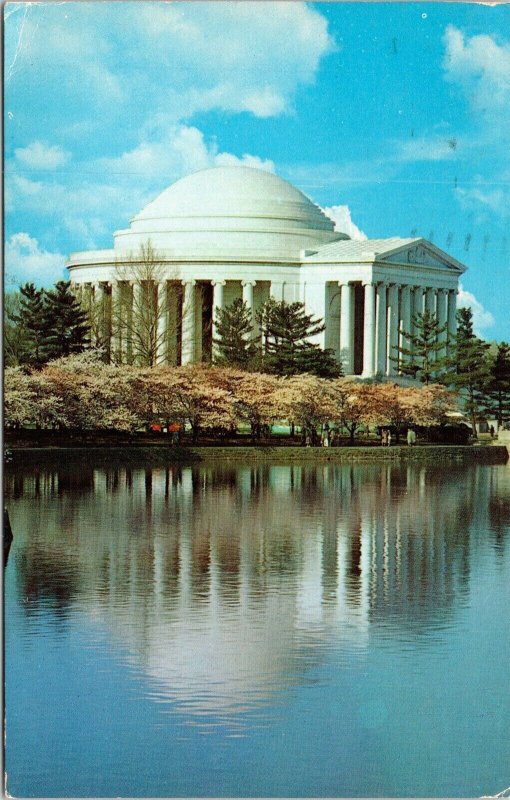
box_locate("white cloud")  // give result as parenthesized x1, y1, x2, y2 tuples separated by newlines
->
(442, 26, 510, 220)
(6, 124, 276, 251)
(457, 283, 495, 335)
(15, 141, 70, 170)
(5, 6, 124, 106)
(454, 183, 510, 219)
(5, 233, 67, 286)
(322, 205, 367, 240)
(6, 3, 335, 124)
(96, 126, 211, 181)
(443, 26, 510, 116)
(134, 2, 336, 117)
(396, 134, 461, 163)
(96, 125, 275, 182)
(213, 153, 275, 172)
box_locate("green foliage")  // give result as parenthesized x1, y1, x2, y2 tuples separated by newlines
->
(488, 342, 510, 426)
(392, 310, 448, 384)
(213, 298, 258, 369)
(6, 281, 90, 367)
(442, 307, 491, 433)
(8, 283, 48, 367)
(256, 298, 341, 377)
(42, 281, 90, 361)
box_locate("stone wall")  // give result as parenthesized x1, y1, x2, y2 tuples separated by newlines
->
(7, 444, 508, 469)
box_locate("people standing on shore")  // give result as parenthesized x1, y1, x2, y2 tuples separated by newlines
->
(407, 429, 416, 446)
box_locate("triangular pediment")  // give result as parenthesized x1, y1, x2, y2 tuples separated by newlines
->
(378, 240, 466, 273)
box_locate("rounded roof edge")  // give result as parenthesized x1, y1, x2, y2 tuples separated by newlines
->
(131, 165, 336, 233)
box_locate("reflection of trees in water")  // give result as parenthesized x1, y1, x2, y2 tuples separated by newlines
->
(486, 465, 510, 558)
(6, 461, 508, 636)
(7, 459, 509, 721)
(16, 546, 81, 617)
(5, 466, 95, 500)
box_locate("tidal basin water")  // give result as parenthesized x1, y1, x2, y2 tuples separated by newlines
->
(5, 456, 510, 798)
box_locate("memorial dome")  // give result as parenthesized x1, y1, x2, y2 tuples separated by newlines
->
(114, 166, 346, 261)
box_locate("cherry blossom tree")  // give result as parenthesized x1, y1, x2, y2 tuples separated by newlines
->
(329, 380, 378, 443)
(274, 374, 337, 444)
(205, 367, 282, 439)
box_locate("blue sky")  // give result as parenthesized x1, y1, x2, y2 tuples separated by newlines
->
(4, 1, 510, 339)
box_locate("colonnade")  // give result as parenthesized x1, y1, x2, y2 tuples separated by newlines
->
(336, 281, 457, 377)
(73, 278, 263, 367)
(73, 278, 457, 376)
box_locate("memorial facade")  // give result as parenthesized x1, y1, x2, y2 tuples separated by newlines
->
(66, 165, 465, 377)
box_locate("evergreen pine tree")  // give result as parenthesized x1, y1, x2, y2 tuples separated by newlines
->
(43, 281, 90, 360)
(9, 283, 48, 367)
(256, 298, 341, 377)
(488, 342, 510, 428)
(443, 307, 491, 433)
(213, 298, 258, 369)
(392, 310, 448, 384)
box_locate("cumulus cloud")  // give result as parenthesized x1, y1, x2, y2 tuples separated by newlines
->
(5, 5, 124, 106)
(5, 3, 334, 251)
(454, 182, 510, 219)
(443, 25, 510, 117)
(442, 26, 510, 220)
(6, 124, 276, 251)
(457, 283, 495, 335)
(5, 2, 335, 127)
(15, 141, 70, 170)
(322, 205, 367, 240)
(213, 153, 275, 172)
(134, 2, 336, 117)
(5, 233, 67, 286)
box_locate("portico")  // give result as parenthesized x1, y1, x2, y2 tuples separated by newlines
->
(67, 166, 465, 377)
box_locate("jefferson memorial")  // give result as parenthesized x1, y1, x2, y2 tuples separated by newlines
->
(67, 166, 465, 377)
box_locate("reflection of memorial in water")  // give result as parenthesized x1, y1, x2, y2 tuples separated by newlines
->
(487, 463, 510, 555)
(5, 460, 508, 723)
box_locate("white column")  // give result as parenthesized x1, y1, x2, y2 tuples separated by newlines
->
(242, 280, 256, 334)
(375, 282, 387, 376)
(447, 289, 457, 354)
(94, 282, 106, 350)
(339, 282, 353, 375)
(425, 287, 436, 316)
(111, 281, 122, 363)
(399, 284, 412, 366)
(412, 285, 424, 322)
(387, 283, 400, 376)
(362, 282, 376, 378)
(211, 280, 226, 354)
(156, 281, 168, 365)
(181, 280, 196, 364)
(436, 288, 448, 360)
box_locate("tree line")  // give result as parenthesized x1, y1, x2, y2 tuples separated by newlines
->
(5, 353, 458, 444)
(5, 277, 510, 434)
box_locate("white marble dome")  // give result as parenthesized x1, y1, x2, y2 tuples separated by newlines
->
(113, 166, 346, 261)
